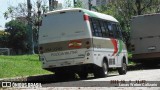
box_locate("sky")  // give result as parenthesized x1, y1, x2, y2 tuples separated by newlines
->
(0, 0, 63, 30)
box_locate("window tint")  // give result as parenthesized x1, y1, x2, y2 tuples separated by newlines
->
(89, 17, 123, 40)
(107, 22, 114, 38)
(116, 24, 123, 40)
(90, 18, 102, 37)
(100, 21, 109, 37)
(112, 23, 118, 38)
(90, 18, 95, 36)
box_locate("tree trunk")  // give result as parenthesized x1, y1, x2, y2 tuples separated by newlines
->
(136, 0, 142, 15)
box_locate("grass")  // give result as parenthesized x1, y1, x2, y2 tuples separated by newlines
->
(128, 60, 136, 66)
(0, 55, 51, 79)
(128, 52, 137, 66)
(0, 54, 136, 79)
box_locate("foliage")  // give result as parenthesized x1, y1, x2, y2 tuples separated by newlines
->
(0, 55, 51, 78)
(65, 0, 73, 8)
(65, 0, 83, 8)
(5, 19, 28, 54)
(93, 0, 160, 49)
(3, 0, 48, 54)
(4, 0, 48, 28)
(0, 31, 10, 47)
(4, 0, 48, 19)
(4, 0, 160, 53)
(74, 0, 83, 8)
(4, 3, 27, 20)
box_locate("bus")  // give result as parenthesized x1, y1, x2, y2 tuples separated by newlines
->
(131, 14, 160, 65)
(38, 8, 128, 79)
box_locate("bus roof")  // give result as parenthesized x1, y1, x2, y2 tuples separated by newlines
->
(45, 8, 118, 22)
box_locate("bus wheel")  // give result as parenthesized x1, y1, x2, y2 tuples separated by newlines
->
(78, 72, 88, 79)
(118, 62, 127, 75)
(94, 61, 108, 78)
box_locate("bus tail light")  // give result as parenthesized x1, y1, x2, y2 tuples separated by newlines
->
(84, 14, 89, 21)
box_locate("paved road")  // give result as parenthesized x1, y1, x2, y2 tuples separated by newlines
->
(42, 64, 160, 88)
(1, 64, 159, 90)
(86, 68, 160, 81)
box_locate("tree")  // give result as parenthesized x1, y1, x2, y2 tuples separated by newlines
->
(93, 0, 160, 49)
(65, 0, 73, 8)
(74, 0, 83, 8)
(114, 0, 160, 48)
(4, 0, 48, 54)
(4, 3, 28, 20)
(133, 0, 159, 15)
(0, 31, 9, 48)
(5, 19, 28, 54)
(4, 0, 48, 19)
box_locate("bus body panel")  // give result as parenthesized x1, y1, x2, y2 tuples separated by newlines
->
(131, 14, 160, 62)
(39, 10, 91, 44)
(39, 8, 128, 73)
(92, 37, 128, 67)
(39, 37, 128, 68)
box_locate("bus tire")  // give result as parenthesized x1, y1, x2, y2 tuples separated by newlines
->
(118, 62, 127, 75)
(94, 61, 108, 78)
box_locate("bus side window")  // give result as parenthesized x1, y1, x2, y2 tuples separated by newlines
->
(90, 18, 95, 36)
(92, 19, 99, 37)
(90, 18, 102, 37)
(99, 21, 109, 38)
(107, 22, 114, 38)
(96, 20, 102, 37)
(116, 24, 123, 40)
(112, 23, 124, 40)
(112, 23, 119, 39)
(100, 21, 109, 38)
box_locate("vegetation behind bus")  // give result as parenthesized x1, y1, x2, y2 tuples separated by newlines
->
(93, 0, 160, 50)
(1, 0, 160, 54)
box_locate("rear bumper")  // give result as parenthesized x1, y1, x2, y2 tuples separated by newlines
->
(39, 50, 94, 68)
(43, 63, 97, 73)
(132, 52, 160, 63)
